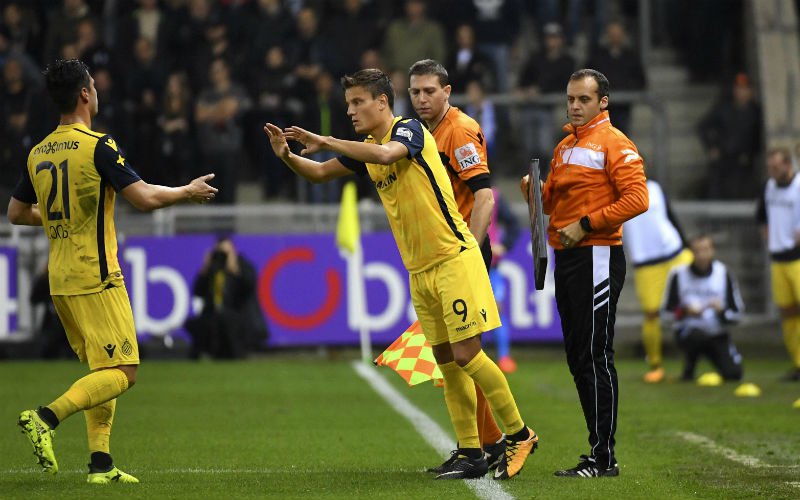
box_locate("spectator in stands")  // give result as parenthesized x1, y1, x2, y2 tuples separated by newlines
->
(516, 22, 575, 174)
(195, 58, 251, 204)
(389, 69, 413, 119)
(91, 66, 129, 143)
(445, 23, 496, 94)
(116, 0, 169, 68)
(157, 71, 196, 186)
(564, 0, 607, 49)
(382, 0, 446, 74)
(44, 0, 92, 64)
(290, 7, 335, 102)
(359, 48, 384, 72)
(0, 57, 41, 201)
(1, 2, 41, 58)
(127, 36, 165, 182)
(248, 45, 300, 199)
(465, 79, 497, 159)
(185, 235, 269, 359)
(585, 20, 645, 135)
(75, 18, 113, 75)
(698, 73, 762, 199)
(471, 0, 520, 93)
(0, 26, 43, 93)
(299, 71, 352, 203)
(175, 0, 217, 92)
(243, 0, 295, 67)
(327, 0, 381, 77)
(662, 235, 745, 382)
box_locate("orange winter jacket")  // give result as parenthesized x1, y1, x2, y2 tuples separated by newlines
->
(542, 111, 648, 249)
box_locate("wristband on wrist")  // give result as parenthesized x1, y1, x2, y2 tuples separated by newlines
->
(580, 215, 593, 233)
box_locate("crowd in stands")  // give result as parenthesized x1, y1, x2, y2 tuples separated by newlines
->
(0, 0, 757, 205)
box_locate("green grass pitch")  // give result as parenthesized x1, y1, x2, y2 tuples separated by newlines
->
(1, 350, 798, 499)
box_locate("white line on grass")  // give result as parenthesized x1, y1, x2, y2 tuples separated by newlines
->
(677, 431, 800, 469)
(352, 361, 515, 500)
(676, 431, 766, 467)
(677, 432, 800, 492)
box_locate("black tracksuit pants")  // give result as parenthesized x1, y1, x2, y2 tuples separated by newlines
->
(555, 245, 626, 469)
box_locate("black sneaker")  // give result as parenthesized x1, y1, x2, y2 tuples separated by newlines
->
(484, 439, 506, 471)
(435, 454, 489, 480)
(427, 450, 458, 474)
(554, 455, 619, 478)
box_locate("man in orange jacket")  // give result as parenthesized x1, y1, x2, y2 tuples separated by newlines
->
(521, 69, 648, 478)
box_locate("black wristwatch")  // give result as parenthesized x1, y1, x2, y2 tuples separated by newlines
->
(580, 216, 593, 233)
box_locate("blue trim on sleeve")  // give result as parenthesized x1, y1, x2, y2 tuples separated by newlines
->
(11, 169, 37, 204)
(337, 155, 368, 177)
(94, 135, 141, 192)
(391, 119, 425, 159)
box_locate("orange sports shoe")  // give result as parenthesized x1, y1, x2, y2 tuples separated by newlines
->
(643, 366, 664, 384)
(494, 427, 539, 480)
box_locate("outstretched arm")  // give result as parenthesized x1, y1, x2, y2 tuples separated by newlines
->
(121, 174, 218, 212)
(284, 125, 408, 165)
(264, 123, 354, 183)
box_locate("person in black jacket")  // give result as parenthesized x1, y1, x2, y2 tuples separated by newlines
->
(185, 235, 269, 359)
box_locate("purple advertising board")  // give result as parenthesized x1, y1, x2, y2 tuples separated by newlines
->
(0, 246, 18, 337)
(117, 231, 561, 347)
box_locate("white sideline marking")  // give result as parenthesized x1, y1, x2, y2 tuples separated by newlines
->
(787, 481, 800, 488)
(352, 361, 515, 500)
(676, 431, 766, 467)
(677, 431, 800, 469)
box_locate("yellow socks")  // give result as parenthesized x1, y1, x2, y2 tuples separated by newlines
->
(642, 315, 662, 368)
(784, 317, 800, 368)
(439, 361, 480, 449)
(47, 368, 129, 422)
(463, 350, 524, 436)
(476, 385, 503, 446)
(85, 399, 116, 454)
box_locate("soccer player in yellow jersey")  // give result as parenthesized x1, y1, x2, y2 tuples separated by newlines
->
(7, 59, 217, 483)
(407, 59, 511, 472)
(264, 68, 537, 480)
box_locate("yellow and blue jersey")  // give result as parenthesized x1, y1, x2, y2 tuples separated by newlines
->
(338, 117, 476, 273)
(13, 123, 141, 295)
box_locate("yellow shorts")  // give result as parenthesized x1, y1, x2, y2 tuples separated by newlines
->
(410, 246, 501, 346)
(52, 284, 140, 370)
(771, 259, 800, 308)
(634, 248, 693, 312)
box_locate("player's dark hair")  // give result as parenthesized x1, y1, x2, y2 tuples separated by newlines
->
(341, 69, 394, 109)
(44, 59, 91, 114)
(569, 68, 610, 101)
(408, 59, 449, 87)
(767, 146, 791, 164)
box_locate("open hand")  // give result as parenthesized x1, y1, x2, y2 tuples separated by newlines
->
(187, 173, 218, 203)
(284, 126, 326, 156)
(264, 123, 290, 160)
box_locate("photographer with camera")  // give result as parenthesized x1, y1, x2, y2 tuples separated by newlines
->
(185, 235, 268, 359)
